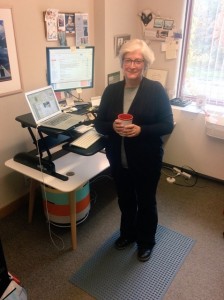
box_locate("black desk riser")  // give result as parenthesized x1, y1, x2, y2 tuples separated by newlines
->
(15, 113, 106, 180)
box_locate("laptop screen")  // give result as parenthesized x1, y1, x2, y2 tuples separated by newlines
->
(25, 86, 61, 124)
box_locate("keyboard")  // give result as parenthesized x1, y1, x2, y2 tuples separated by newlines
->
(44, 113, 71, 126)
(170, 98, 192, 107)
(70, 129, 102, 149)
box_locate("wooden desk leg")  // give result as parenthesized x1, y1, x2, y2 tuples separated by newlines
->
(69, 191, 77, 250)
(28, 179, 40, 223)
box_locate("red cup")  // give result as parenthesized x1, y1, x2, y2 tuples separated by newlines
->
(118, 113, 133, 125)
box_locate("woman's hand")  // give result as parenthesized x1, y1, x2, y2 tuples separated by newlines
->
(113, 119, 141, 137)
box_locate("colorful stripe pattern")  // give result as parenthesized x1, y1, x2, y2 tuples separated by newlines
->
(41, 182, 90, 225)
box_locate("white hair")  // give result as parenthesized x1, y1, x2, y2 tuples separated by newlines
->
(119, 39, 155, 71)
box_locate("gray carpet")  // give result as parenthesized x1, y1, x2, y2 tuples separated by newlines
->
(70, 225, 195, 300)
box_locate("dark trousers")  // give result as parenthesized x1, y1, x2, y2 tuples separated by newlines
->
(112, 166, 161, 249)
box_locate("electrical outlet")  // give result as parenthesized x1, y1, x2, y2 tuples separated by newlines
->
(173, 167, 181, 174)
(181, 172, 191, 179)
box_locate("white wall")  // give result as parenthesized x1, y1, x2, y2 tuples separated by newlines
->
(94, 0, 138, 95)
(94, 0, 106, 95)
(164, 108, 224, 180)
(104, 0, 138, 86)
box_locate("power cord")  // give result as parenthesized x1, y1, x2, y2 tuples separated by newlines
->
(35, 127, 65, 251)
(65, 90, 85, 102)
(162, 164, 198, 187)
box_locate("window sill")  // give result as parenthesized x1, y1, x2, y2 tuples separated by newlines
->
(171, 103, 224, 115)
(171, 103, 224, 140)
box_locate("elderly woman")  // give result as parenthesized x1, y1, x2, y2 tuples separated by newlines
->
(95, 39, 174, 262)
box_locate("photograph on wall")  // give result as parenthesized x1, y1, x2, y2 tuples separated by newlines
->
(153, 18, 164, 29)
(156, 29, 169, 39)
(163, 19, 174, 30)
(108, 71, 120, 85)
(57, 13, 67, 46)
(58, 13, 65, 31)
(75, 13, 89, 46)
(0, 20, 11, 82)
(144, 28, 170, 41)
(114, 34, 131, 57)
(65, 13, 75, 34)
(0, 8, 22, 97)
(45, 9, 58, 41)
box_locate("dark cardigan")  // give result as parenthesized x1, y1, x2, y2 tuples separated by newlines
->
(95, 77, 174, 174)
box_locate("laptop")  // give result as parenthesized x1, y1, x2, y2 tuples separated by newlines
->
(25, 86, 84, 130)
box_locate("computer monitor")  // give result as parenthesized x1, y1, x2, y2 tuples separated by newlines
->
(46, 46, 94, 92)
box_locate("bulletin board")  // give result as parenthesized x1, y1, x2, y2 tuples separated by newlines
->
(138, 9, 182, 60)
(139, 10, 175, 42)
(44, 9, 89, 47)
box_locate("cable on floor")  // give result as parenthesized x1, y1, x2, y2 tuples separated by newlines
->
(162, 164, 199, 187)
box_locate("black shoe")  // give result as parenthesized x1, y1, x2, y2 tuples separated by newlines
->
(137, 248, 152, 262)
(115, 237, 135, 250)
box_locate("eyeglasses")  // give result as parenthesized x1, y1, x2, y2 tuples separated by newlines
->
(123, 58, 144, 66)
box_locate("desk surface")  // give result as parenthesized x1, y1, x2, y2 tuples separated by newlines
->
(5, 151, 109, 193)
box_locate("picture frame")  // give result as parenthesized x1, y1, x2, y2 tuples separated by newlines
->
(75, 13, 89, 46)
(154, 18, 164, 29)
(65, 13, 75, 34)
(0, 8, 22, 97)
(107, 71, 120, 85)
(44, 9, 58, 41)
(163, 19, 174, 30)
(114, 34, 131, 57)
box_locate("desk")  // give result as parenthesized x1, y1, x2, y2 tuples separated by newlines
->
(5, 151, 109, 250)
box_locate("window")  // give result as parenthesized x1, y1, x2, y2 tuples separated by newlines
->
(178, 0, 224, 106)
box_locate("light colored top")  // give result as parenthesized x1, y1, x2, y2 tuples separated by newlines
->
(121, 86, 138, 168)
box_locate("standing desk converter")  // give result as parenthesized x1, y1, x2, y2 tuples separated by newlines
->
(5, 113, 109, 250)
(15, 113, 106, 158)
